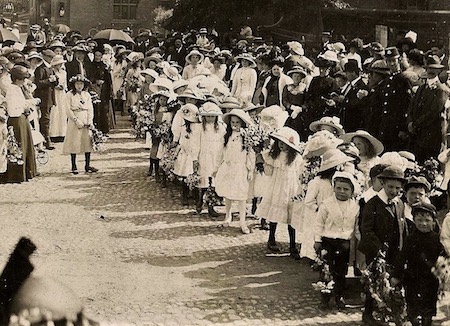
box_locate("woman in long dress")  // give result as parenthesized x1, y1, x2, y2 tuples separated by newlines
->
(48, 55, 68, 140)
(231, 54, 257, 107)
(5, 66, 39, 183)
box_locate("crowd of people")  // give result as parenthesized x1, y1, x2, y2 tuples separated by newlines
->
(2, 21, 450, 325)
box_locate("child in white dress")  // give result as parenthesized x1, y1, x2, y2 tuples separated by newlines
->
(215, 109, 255, 234)
(197, 102, 226, 216)
(172, 103, 202, 206)
(256, 127, 304, 259)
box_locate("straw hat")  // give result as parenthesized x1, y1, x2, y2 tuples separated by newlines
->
(303, 130, 343, 159)
(143, 54, 162, 66)
(68, 74, 91, 87)
(242, 103, 264, 114)
(259, 105, 289, 131)
(48, 40, 66, 50)
(185, 50, 204, 64)
(270, 126, 303, 153)
(317, 50, 340, 63)
(287, 41, 304, 56)
(179, 104, 200, 122)
(177, 88, 206, 102)
(309, 116, 344, 136)
(163, 65, 181, 81)
(50, 54, 66, 66)
(140, 68, 159, 79)
(338, 142, 361, 164)
(286, 66, 307, 77)
(318, 148, 354, 173)
(380, 152, 407, 172)
(26, 51, 43, 61)
(235, 53, 256, 68)
(340, 130, 384, 156)
(149, 77, 173, 93)
(222, 109, 253, 126)
(172, 79, 189, 92)
(332, 171, 358, 192)
(72, 45, 88, 53)
(219, 96, 241, 110)
(199, 102, 222, 116)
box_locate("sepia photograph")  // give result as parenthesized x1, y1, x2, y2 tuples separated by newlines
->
(1, 0, 450, 325)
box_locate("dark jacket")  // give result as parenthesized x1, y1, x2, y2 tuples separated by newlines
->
(65, 59, 93, 84)
(340, 77, 369, 132)
(33, 64, 57, 109)
(305, 75, 339, 128)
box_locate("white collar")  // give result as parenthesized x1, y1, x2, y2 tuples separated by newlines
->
(377, 189, 398, 205)
(351, 76, 362, 86)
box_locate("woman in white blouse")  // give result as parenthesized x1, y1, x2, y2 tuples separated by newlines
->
(231, 53, 257, 106)
(5, 66, 40, 183)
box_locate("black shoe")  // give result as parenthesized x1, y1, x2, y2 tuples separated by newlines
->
(336, 296, 346, 310)
(208, 206, 219, 217)
(45, 143, 55, 150)
(71, 169, 79, 175)
(362, 311, 388, 325)
(267, 242, 281, 253)
(85, 166, 99, 173)
(290, 248, 301, 260)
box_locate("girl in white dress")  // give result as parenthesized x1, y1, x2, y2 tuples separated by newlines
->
(49, 55, 68, 139)
(196, 102, 226, 216)
(214, 109, 255, 234)
(256, 127, 304, 259)
(62, 75, 97, 174)
(172, 103, 202, 206)
(231, 53, 257, 107)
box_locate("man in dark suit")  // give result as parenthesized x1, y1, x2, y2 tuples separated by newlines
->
(378, 47, 413, 151)
(359, 166, 408, 325)
(34, 49, 58, 149)
(170, 36, 187, 67)
(339, 59, 369, 132)
(65, 45, 92, 83)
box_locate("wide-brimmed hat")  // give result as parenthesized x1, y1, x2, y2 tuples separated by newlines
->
(332, 171, 358, 192)
(179, 103, 200, 122)
(318, 148, 354, 173)
(329, 42, 346, 54)
(50, 54, 66, 66)
(405, 176, 431, 192)
(199, 102, 222, 116)
(177, 88, 205, 102)
(235, 53, 256, 68)
(337, 142, 361, 164)
(26, 51, 43, 61)
(411, 201, 436, 217)
(41, 49, 56, 59)
(48, 40, 66, 50)
(222, 108, 253, 126)
(303, 130, 343, 159)
(242, 103, 264, 114)
(162, 65, 181, 81)
(143, 54, 163, 66)
(379, 152, 407, 172)
(68, 74, 91, 88)
(259, 105, 289, 131)
(310, 116, 344, 136)
(366, 42, 385, 54)
(140, 68, 159, 79)
(368, 60, 391, 75)
(185, 50, 204, 64)
(287, 66, 307, 77)
(340, 130, 384, 156)
(116, 46, 132, 57)
(270, 126, 303, 153)
(398, 151, 418, 170)
(149, 77, 173, 93)
(172, 79, 189, 91)
(128, 51, 144, 64)
(317, 50, 340, 63)
(199, 27, 208, 34)
(10, 65, 31, 80)
(72, 45, 88, 53)
(287, 41, 304, 56)
(385, 47, 400, 59)
(376, 165, 406, 182)
(30, 24, 41, 31)
(219, 96, 241, 110)
(425, 55, 445, 69)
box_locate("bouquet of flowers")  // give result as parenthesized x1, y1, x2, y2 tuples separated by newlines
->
(312, 249, 335, 295)
(418, 158, 444, 196)
(361, 245, 407, 325)
(240, 124, 271, 153)
(128, 76, 141, 93)
(89, 91, 101, 104)
(160, 147, 178, 181)
(291, 155, 321, 202)
(185, 172, 200, 191)
(204, 177, 222, 207)
(149, 121, 172, 145)
(6, 126, 23, 165)
(432, 256, 450, 299)
(89, 125, 107, 152)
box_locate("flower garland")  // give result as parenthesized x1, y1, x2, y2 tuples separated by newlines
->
(431, 256, 450, 299)
(240, 125, 271, 153)
(160, 146, 177, 181)
(312, 249, 335, 295)
(89, 125, 107, 152)
(6, 126, 23, 165)
(361, 246, 407, 325)
(132, 95, 155, 138)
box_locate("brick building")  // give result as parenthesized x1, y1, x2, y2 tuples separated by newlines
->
(28, 0, 171, 36)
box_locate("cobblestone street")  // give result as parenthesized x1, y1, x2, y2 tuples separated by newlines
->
(1, 116, 449, 326)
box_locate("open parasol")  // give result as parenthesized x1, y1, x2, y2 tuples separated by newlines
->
(93, 29, 135, 44)
(53, 23, 71, 34)
(0, 28, 20, 43)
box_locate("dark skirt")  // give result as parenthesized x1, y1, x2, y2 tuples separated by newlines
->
(6, 115, 37, 183)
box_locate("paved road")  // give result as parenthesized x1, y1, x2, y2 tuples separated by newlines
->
(0, 116, 449, 325)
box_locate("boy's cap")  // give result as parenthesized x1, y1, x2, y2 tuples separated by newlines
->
(411, 201, 436, 217)
(404, 176, 431, 192)
(377, 165, 406, 182)
(369, 164, 389, 180)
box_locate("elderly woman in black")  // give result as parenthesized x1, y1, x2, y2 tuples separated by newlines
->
(5, 65, 40, 183)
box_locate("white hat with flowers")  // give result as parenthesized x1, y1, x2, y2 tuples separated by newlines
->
(270, 126, 303, 153)
(309, 116, 344, 136)
(179, 103, 200, 122)
(259, 105, 289, 131)
(199, 102, 222, 116)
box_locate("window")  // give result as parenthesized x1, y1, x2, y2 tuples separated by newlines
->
(113, 0, 138, 20)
